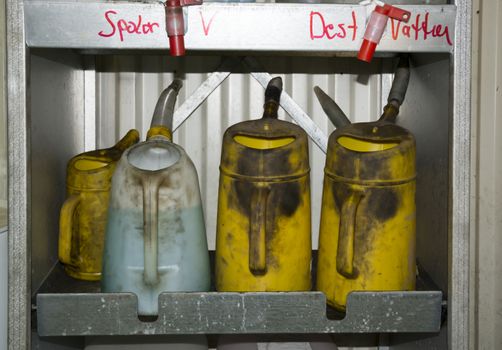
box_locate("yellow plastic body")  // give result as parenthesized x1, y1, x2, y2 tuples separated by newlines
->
(317, 122, 416, 311)
(216, 118, 311, 292)
(59, 129, 139, 280)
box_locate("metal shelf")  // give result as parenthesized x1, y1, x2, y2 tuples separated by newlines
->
(36, 263, 442, 336)
(25, 1, 455, 53)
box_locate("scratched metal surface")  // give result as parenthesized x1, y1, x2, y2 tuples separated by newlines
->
(93, 55, 388, 249)
(37, 291, 442, 336)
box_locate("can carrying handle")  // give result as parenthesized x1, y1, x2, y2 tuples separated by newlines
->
(142, 179, 160, 285)
(249, 185, 270, 275)
(113, 129, 141, 152)
(59, 194, 81, 265)
(336, 190, 364, 278)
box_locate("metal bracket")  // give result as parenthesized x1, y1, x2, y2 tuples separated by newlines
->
(173, 56, 328, 153)
(173, 57, 239, 131)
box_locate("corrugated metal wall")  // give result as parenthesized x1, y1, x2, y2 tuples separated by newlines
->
(94, 55, 386, 250)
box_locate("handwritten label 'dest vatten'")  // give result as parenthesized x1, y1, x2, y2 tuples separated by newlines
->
(309, 10, 452, 46)
(98, 10, 160, 42)
(390, 13, 452, 45)
(310, 11, 358, 41)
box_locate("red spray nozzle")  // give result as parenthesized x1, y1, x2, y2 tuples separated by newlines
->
(357, 3, 411, 63)
(165, 0, 202, 56)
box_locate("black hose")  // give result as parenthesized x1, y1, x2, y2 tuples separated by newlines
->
(314, 86, 351, 128)
(380, 55, 410, 123)
(387, 55, 410, 107)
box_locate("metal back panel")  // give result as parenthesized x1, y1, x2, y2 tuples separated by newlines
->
(398, 54, 450, 296)
(29, 50, 85, 294)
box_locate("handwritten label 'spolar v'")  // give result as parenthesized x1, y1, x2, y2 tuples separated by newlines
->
(200, 11, 218, 36)
(98, 10, 160, 42)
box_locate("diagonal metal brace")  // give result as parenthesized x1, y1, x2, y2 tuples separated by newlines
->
(244, 57, 328, 154)
(173, 57, 241, 131)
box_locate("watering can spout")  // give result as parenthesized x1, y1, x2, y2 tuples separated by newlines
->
(380, 55, 410, 123)
(314, 86, 351, 128)
(150, 79, 183, 134)
(262, 77, 283, 119)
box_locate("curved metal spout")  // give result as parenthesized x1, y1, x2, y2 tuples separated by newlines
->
(150, 79, 183, 131)
(314, 86, 351, 128)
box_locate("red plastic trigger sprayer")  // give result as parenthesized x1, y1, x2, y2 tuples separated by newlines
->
(358, 3, 411, 63)
(165, 0, 202, 56)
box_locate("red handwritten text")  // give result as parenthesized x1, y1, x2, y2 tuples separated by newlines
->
(390, 12, 452, 46)
(200, 11, 218, 36)
(98, 10, 160, 42)
(310, 11, 358, 41)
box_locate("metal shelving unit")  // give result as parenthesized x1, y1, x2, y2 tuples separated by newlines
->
(6, 0, 471, 349)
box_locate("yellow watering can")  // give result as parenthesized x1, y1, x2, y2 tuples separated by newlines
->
(59, 129, 140, 280)
(315, 56, 416, 311)
(216, 77, 311, 292)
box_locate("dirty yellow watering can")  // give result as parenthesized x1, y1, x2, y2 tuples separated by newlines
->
(59, 129, 140, 281)
(315, 56, 416, 311)
(216, 77, 311, 292)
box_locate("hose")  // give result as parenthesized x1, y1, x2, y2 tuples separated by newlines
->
(380, 55, 410, 123)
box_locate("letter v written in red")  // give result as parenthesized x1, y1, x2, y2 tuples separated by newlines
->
(200, 11, 218, 36)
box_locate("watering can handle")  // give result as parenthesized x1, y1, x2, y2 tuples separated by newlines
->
(249, 185, 270, 275)
(114, 129, 141, 152)
(336, 190, 364, 279)
(142, 179, 160, 286)
(59, 194, 81, 265)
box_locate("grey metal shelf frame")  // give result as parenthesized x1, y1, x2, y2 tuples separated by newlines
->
(24, 2, 456, 53)
(6, 0, 472, 349)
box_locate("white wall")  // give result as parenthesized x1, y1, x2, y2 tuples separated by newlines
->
(471, 0, 502, 349)
(0, 228, 6, 350)
(0, 0, 5, 211)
